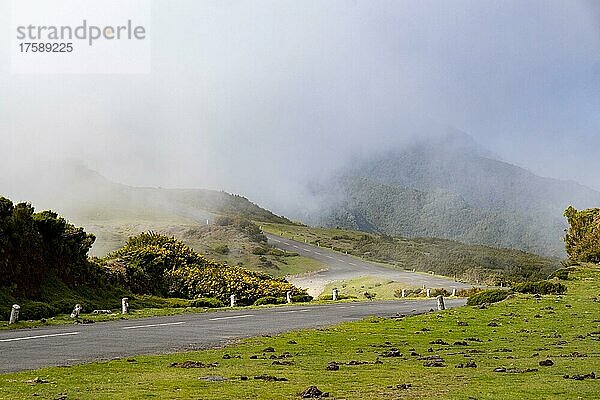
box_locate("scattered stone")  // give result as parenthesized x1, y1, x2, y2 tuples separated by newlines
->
(347, 360, 369, 365)
(563, 372, 596, 381)
(429, 339, 449, 345)
(494, 367, 538, 373)
(249, 355, 259, 359)
(381, 349, 402, 357)
(388, 383, 412, 390)
(410, 351, 420, 357)
(539, 359, 554, 366)
(26, 377, 49, 384)
(54, 394, 67, 400)
(355, 348, 363, 353)
(273, 360, 294, 366)
(453, 341, 468, 346)
(487, 321, 499, 327)
(326, 362, 340, 371)
(222, 354, 241, 359)
(427, 347, 434, 352)
(457, 321, 469, 326)
(534, 314, 542, 318)
(466, 337, 483, 342)
(262, 347, 275, 353)
(240, 376, 248, 381)
(299, 386, 329, 398)
(199, 376, 228, 382)
(126, 358, 137, 363)
(287, 340, 297, 345)
(254, 374, 288, 382)
(170, 361, 218, 368)
(423, 361, 445, 367)
(456, 361, 477, 368)
(420, 328, 431, 332)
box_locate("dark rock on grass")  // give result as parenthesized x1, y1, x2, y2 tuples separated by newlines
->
(300, 386, 329, 398)
(381, 349, 402, 357)
(420, 328, 431, 332)
(410, 351, 420, 356)
(419, 355, 444, 361)
(466, 337, 483, 342)
(262, 347, 275, 353)
(458, 321, 469, 326)
(199, 376, 228, 382)
(249, 355, 259, 359)
(170, 361, 218, 368)
(487, 321, 499, 327)
(454, 341, 468, 346)
(563, 372, 596, 380)
(287, 340, 297, 344)
(326, 362, 340, 371)
(456, 361, 477, 368)
(429, 339, 449, 345)
(423, 361, 445, 367)
(126, 358, 137, 363)
(494, 367, 538, 373)
(347, 360, 369, 365)
(25, 377, 49, 384)
(273, 360, 294, 366)
(254, 374, 288, 382)
(427, 347, 434, 352)
(222, 354, 241, 359)
(240, 376, 248, 381)
(388, 383, 412, 390)
(539, 359, 554, 366)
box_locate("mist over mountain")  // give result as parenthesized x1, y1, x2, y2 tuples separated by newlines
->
(303, 130, 600, 256)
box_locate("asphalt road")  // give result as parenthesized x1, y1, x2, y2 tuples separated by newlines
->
(266, 233, 472, 296)
(0, 299, 465, 373)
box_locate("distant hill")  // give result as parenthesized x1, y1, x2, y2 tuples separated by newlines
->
(1, 163, 290, 255)
(307, 131, 600, 256)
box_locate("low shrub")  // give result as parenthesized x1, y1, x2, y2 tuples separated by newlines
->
(213, 244, 230, 255)
(512, 280, 567, 295)
(191, 297, 224, 308)
(291, 294, 313, 303)
(129, 295, 192, 309)
(253, 296, 286, 306)
(466, 289, 510, 306)
(20, 301, 56, 320)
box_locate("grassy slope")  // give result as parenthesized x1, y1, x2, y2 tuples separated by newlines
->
(83, 219, 324, 277)
(1, 265, 598, 399)
(261, 222, 561, 284)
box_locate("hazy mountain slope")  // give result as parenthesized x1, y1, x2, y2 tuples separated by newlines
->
(312, 131, 600, 256)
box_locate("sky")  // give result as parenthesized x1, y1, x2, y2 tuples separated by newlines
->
(1, 0, 599, 211)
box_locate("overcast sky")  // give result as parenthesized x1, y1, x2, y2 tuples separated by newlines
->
(1, 0, 599, 209)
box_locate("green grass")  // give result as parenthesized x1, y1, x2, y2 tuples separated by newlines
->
(323, 276, 419, 300)
(1, 265, 598, 399)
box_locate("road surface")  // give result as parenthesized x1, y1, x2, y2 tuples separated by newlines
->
(0, 299, 465, 372)
(266, 233, 472, 296)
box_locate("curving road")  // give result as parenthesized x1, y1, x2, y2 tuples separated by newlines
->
(0, 299, 465, 372)
(266, 233, 472, 296)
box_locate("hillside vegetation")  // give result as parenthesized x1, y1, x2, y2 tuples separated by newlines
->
(305, 131, 600, 257)
(3, 264, 598, 399)
(0, 197, 306, 320)
(262, 223, 561, 285)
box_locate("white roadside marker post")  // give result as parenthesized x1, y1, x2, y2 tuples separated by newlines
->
(401, 289, 406, 298)
(9, 304, 20, 324)
(452, 288, 457, 297)
(70, 304, 82, 319)
(437, 295, 446, 311)
(426, 288, 431, 297)
(332, 289, 339, 301)
(230, 295, 236, 307)
(121, 297, 129, 314)
(286, 291, 292, 304)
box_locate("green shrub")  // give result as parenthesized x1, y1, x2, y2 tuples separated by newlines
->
(466, 289, 509, 306)
(291, 294, 313, 303)
(191, 297, 224, 308)
(253, 296, 285, 306)
(20, 301, 56, 320)
(213, 244, 230, 255)
(129, 295, 192, 309)
(512, 280, 566, 295)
